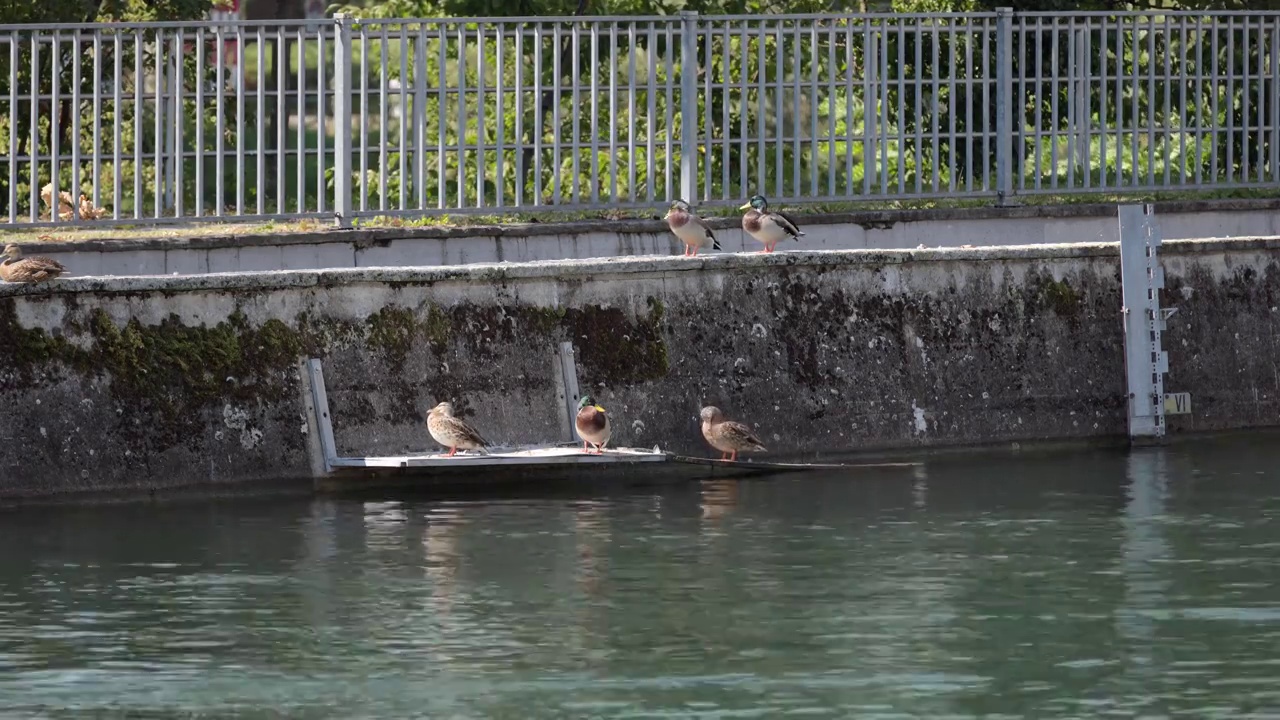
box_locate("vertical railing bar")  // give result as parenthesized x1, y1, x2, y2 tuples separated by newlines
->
(944, 24, 955, 194)
(255, 26, 266, 215)
(496, 23, 507, 208)
(896, 21, 905, 195)
(1195, 18, 1204, 187)
(792, 21, 802, 199)
(1226, 17, 1235, 184)
(663, 20, 674, 203)
(534, 23, 544, 205)
(608, 22, 617, 202)
(134, 30, 144, 218)
(550, 23, 561, 205)
(72, 31, 83, 221)
(1254, 17, 1265, 185)
(775, 21, 783, 199)
(722, 21, 731, 201)
(277, 26, 287, 215)
(295, 27, 305, 214)
(716, 22, 727, 199)
(513, 24, 524, 207)
(316, 28, 327, 215)
(962, 22, 971, 194)
(194, 28, 203, 218)
(702, 19, 714, 201)
(378, 26, 388, 210)
(52, 31, 62, 221)
(235, 29, 245, 216)
(154, 30, 166, 219)
(912, 20, 922, 196)
(575, 22, 585, 205)
(1113, 17, 1124, 190)
(29, 34, 39, 222)
(1152, 15, 1162, 188)
(1210, 18, 1219, 184)
(357, 26, 367, 212)
(757, 21, 766, 197)
(844, 20, 854, 198)
(1129, 16, 1140, 189)
(88, 32, 101, 214)
(172, 32, 183, 218)
(1015, 15, 1026, 193)
(412, 25, 427, 210)
(880, 25, 891, 195)
(588, 23, 598, 205)
(739, 21, 750, 200)
(469, 23, 481, 210)
(809, 21, 819, 199)
(1097, 18, 1108, 191)
(1059, 18, 1070, 190)
(400, 24, 410, 211)
(1271, 18, 1279, 185)
(1049, 18, 1058, 191)
(8, 35, 17, 223)
(438, 24, 448, 210)
(645, 21, 657, 203)
(1030, 17, 1041, 192)
(1086, 19, 1096, 191)
(215, 26, 225, 217)
(929, 20, 940, 194)
(1178, 18, 1187, 187)
(826, 21, 836, 199)
(627, 23, 637, 201)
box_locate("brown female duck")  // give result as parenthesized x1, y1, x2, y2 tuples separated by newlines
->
(700, 406, 767, 462)
(0, 244, 67, 283)
(427, 401, 490, 457)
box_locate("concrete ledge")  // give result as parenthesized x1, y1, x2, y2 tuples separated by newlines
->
(14, 196, 1280, 254)
(3, 237, 1277, 298)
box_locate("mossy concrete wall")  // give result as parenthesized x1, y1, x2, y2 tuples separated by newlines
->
(1, 238, 1278, 499)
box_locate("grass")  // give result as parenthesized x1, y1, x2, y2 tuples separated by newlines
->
(3, 186, 1276, 243)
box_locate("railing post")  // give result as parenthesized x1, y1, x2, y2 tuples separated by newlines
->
(333, 13, 354, 228)
(678, 11, 699, 205)
(994, 7, 1015, 206)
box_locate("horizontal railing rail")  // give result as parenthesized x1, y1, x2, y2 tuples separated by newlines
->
(1, 10, 1279, 227)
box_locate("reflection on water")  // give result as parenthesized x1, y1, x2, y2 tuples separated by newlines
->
(2, 434, 1280, 718)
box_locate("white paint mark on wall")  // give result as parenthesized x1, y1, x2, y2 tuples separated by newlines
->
(223, 403, 264, 450)
(911, 401, 928, 434)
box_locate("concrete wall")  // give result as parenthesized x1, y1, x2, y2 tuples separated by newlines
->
(1, 238, 1278, 499)
(22, 198, 1280, 277)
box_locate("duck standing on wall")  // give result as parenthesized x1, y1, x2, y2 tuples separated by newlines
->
(0, 244, 67, 283)
(739, 195, 804, 253)
(427, 401, 490, 457)
(700, 406, 767, 462)
(575, 395, 612, 454)
(664, 200, 721, 257)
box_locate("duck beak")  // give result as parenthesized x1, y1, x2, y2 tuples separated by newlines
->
(738, 202, 752, 210)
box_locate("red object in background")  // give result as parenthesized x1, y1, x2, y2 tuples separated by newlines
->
(208, 0, 241, 66)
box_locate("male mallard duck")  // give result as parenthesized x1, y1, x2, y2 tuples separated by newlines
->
(0, 244, 67, 283)
(700, 406, 767, 462)
(664, 200, 721, 257)
(427, 401, 490, 457)
(739, 194, 804, 253)
(575, 395, 612, 454)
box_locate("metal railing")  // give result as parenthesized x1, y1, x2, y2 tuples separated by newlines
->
(2, 10, 1279, 227)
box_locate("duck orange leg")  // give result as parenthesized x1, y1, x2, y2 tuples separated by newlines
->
(729, 450, 739, 462)
(447, 446, 458, 457)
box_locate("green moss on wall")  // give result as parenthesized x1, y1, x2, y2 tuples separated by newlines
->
(0, 290, 674, 431)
